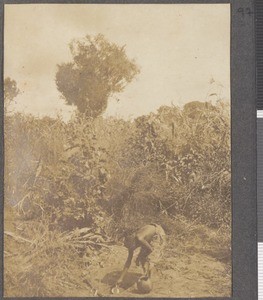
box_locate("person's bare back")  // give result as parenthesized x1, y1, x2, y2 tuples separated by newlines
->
(115, 223, 165, 287)
(136, 224, 157, 243)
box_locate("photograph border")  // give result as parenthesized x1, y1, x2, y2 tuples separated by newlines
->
(0, 0, 257, 299)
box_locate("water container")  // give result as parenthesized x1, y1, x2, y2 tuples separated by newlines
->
(137, 276, 153, 294)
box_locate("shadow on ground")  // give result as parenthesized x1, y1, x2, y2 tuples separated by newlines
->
(102, 270, 141, 290)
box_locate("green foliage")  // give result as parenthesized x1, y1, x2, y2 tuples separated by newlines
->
(56, 34, 140, 117)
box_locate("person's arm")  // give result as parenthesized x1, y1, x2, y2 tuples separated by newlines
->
(137, 236, 153, 253)
(116, 249, 133, 285)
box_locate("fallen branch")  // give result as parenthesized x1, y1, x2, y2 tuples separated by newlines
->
(74, 240, 111, 248)
(4, 231, 33, 244)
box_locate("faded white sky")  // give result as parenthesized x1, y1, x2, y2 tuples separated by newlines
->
(4, 4, 230, 120)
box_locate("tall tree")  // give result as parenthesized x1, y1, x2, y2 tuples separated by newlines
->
(4, 77, 20, 109)
(56, 34, 140, 117)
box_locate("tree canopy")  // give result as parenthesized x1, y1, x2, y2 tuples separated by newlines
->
(56, 34, 140, 117)
(4, 77, 20, 109)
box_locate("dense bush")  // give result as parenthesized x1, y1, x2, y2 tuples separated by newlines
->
(107, 100, 231, 230)
(5, 100, 230, 229)
(4, 100, 231, 295)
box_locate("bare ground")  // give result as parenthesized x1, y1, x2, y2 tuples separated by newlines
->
(66, 241, 231, 298)
(4, 214, 231, 298)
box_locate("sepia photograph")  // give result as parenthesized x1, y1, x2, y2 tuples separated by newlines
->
(4, 3, 231, 297)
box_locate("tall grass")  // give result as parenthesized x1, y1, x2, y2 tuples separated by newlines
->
(4, 100, 231, 296)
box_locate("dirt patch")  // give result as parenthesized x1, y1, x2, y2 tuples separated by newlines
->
(4, 215, 231, 298)
(72, 242, 231, 298)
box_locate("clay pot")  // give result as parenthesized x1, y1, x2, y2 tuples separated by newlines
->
(137, 276, 153, 294)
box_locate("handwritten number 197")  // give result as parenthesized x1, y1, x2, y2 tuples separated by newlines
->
(237, 7, 254, 17)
